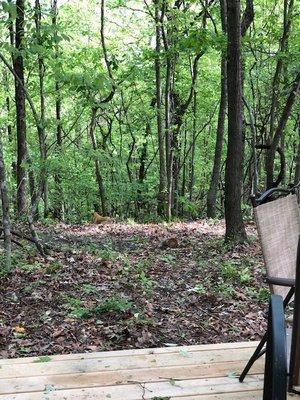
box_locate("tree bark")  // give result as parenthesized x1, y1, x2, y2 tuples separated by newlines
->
(266, 0, 294, 188)
(188, 92, 197, 201)
(0, 135, 12, 271)
(266, 71, 300, 188)
(207, 0, 227, 218)
(224, 0, 247, 243)
(13, 0, 27, 215)
(89, 108, 107, 216)
(51, 0, 64, 220)
(34, 0, 48, 217)
(154, 0, 167, 217)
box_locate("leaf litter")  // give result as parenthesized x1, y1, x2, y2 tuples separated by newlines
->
(0, 220, 268, 358)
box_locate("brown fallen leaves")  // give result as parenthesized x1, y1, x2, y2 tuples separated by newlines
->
(0, 220, 266, 359)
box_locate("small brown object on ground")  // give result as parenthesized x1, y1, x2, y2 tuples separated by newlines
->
(92, 212, 113, 224)
(161, 237, 179, 249)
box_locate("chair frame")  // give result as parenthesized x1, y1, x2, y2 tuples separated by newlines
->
(288, 236, 300, 392)
(263, 294, 287, 400)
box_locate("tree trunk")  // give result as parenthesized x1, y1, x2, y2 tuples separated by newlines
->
(34, 0, 48, 217)
(224, 0, 247, 243)
(0, 135, 12, 272)
(154, 0, 167, 217)
(268, 0, 293, 144)
(51, 0, 64, 220)
(13, 0, 27, 215)
(3, 70, 13, 142)
(266, 71, 300, 188)
(207, 0, 227, 219)
(188, 92, 197, 202)
(89, 108, 107, 216)
(137, 122, 150, 213)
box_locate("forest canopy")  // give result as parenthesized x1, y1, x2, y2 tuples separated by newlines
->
(0, 0, 299, 230)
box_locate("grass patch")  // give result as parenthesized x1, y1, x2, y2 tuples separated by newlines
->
(69, 296, 133, 319)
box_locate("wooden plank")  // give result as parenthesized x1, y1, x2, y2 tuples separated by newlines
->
(0, 359, 264, 395)
(175, 394, 299, 400)
(174, 391, 263, 399)
(0, 347, 260, 379)
(0, 341, 259, 366)
(0, 375, 264, 400)
(174, 394, 299, 400)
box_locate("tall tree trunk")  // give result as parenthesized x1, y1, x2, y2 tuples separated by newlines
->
(224, 0, 247, 243)
(268, 0, 293, 143)
(266, 0, 294, 188)
(89, 108, 107, 216)
(137, 122, 150, 213)
(51, 0, 64, 220)
(0, 135, 12, 272)
(13, 0, 27, 215)
(3, 70, 13, 142)
(207, 0, 227, 218)
(179, 125, 188, 216)
(266, 71, 300, 188)
(34, 0, 48, 217)
(154, 0, 167, 217)
(188, 92, 197, 201)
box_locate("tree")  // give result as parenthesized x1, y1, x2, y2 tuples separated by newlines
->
(34, 0, 48, 216)
(207, 0, 227, 219)
(266, 71, 300, 188)
(13, 0, 27, 215)
(52, 0, 64, 220)
(224, 0, 247, 243)
(0, 134, 12, 271)
(0, 0, 297, 225)
(154, 0, 167, 217)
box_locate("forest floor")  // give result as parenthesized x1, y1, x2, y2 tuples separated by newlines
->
(0, 220, 270, 359)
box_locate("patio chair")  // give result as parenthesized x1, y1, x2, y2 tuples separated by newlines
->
(239, 187, 300, 391)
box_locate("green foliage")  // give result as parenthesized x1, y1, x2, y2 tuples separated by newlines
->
(33, 356, 52, 363)
(137, 270, 155, 297)
(23, 280, 46, 294)
(160, 254, 176, 264)
(67, 296, 133, 319)
(220, 260, 251, 285)
(220, 260, 240, 280)
(45, 261, 63, 274)
(191, 283, 206, 295)
(0, 0, 298, 228)
(216, 283, 236, 299)
(258, 288, 271, 301)
(93, 297, 133, 314)
(20, 262, 44, 273)
(81, 284, 98, 294)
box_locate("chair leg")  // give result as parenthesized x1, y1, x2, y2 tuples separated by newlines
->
(239, 333, 267, 382)
(239, 286, 295, 383)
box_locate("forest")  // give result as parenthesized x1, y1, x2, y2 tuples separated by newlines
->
(0, 0, 298, 234)
(0, 0, 299, 358)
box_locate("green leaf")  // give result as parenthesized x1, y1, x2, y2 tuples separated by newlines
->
(179, 349, 191, 358)
(228, 371, 239, 379)
(34, 356, 52, 363)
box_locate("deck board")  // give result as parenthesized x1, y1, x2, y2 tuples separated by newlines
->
(0, 341, 298, 399)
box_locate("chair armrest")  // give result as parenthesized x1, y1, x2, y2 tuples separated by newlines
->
(253, 188, 293, 207)
(267, 277, 295, 287)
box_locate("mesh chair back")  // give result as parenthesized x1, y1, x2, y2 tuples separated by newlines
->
(254, 194, 300, 297)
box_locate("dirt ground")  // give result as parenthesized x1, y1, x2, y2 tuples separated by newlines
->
(0, 220, 269, 359)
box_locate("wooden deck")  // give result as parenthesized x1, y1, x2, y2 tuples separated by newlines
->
(0, 341, 298, 399)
